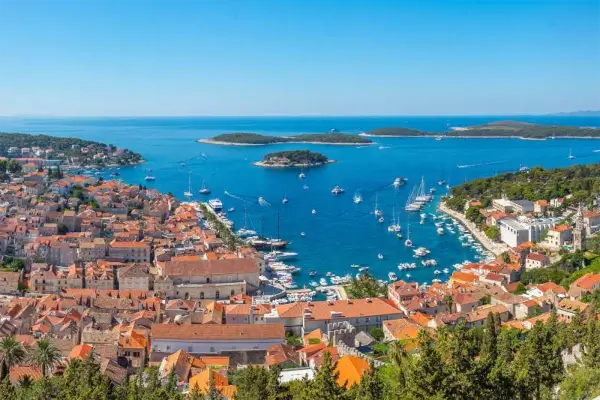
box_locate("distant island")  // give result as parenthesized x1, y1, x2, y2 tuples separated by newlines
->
(199, 132, 373, 146)
(546, 110, 600, 117)
(0, 132, 144, 167)
(362, 121, 600, 139)
(254, 150, 334, 168)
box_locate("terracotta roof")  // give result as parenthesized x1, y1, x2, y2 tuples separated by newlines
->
(9, 365, 43, 384)
(265, 343, 300, 366)
(450, 271, 479, 283)
(558, 298, 589, 313)
(225, 303, 271, 316)
(302, 298, 401, 320)
(151, 323, 285, 341)
(551, 224, 571, 232)
(526, 253, 547, 262)
(571, 273, 600, 290)
(189, 369, 229, 392)
(69, 344, 94, 360)
(303, 328, 323, 345)
(536, 282, 567, 295)
(163, 258, 258, 276)
(466, 305, 509, 322)
(334, 355, 370, 388)
(275, 302, 307, 318)
(383, 318, 422, 340)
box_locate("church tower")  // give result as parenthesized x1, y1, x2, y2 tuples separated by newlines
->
(573, 203, 585, 251)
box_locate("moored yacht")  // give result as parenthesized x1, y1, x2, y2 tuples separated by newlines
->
(144, 175, 156, 181)
(199, 180, 211, 194)
(388, 272, 398, 281)
(413, 247, 430, 257)
(437, 227, 445, 235)
(353, 193, 363, 204)
(299, 172, 306, 179)
(208, 198, 223, 211)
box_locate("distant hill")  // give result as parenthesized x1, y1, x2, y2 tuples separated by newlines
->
(546, 110, 600, 117)
(364, 121, 600, 139)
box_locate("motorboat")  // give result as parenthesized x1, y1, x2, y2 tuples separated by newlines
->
(393, 177, 405, 187)
(299, 172, 306, 179)
(208, 198, 223, 211)
(519, 165, 530, 172)
(397, 232, 403, 239)
(331, 185, 345, 195)
(228, 207, 235, 212)
(237, 227, 257, 237)
(350, 264, 360, 269)
(378, 217, 384, 223)
(377, 253, 383, 260)
(438, 179, 446, 185)
(265, 250, 298, 261)
(309, 270, 317, 276)
(443, 268, 450, 274)
(353, 193, 363, 204)
(406, 273, 411, 279)
(359, 266, 370, 272)
(312, 209, 317, 215)
(388, 272, 398, 281)
(437, 227, 445, 235)
(326, 272, 335, 277)
(145, 175, 156, 181)
(434, 270, 441, 275)
(258, 196, 269, 206)
(300, 232, 306, 237)
(413, 247, 430, 257)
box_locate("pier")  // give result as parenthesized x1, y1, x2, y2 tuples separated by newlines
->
(438, 201, 509, 256)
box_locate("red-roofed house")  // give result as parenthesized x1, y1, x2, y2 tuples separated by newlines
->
(525, 253, 549, 269)
(568, 273, 600, 300)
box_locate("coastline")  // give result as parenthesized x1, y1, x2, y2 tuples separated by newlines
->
(438, 201, 509, 256)
(197, 138, 375, 146)
(359, 133, 600, 140)
(253, 160, 337, 168)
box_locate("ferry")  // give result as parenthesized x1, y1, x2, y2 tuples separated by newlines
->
(388, 272, 398, 281)
(208, 198, 223, 211)
(145, 175, 156, 181)
(331, 185, 345, 195)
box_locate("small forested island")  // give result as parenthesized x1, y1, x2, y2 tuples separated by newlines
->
(199, 132, 373, 145)
(364, 121, 600, 139)
(444, 163, 600, 212)
(254, 150, 334, 168)
(0, 132, 144, 167)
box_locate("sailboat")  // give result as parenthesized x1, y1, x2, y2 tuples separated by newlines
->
(199, 180, 211, 194)
(387, 206, 401, 232)
(236, 203, 257, 237)
(404, 186, 421, 211)
(404, 223, 413, 247)
(282, 191, 288, 204)
(568, 149, 575, 159)
(184, 172, 193, 198)
(374, 193, 382, 217)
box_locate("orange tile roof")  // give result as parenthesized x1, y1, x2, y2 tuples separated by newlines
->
(303, 328, 323, 345)
(383, 319, 422, 340)
(9, 366, 42, 384)
(151, 324, 285, 341)
(69, 344, 94, 360)
(189, 369, 229, 392)
(551, 224, 571, 232)
(450, 271, 479, 284)
(334, 355, 370, 388)
(536, 282, 567, 295)
(572, 273, 600, 290)
(302, 298, 401, 320)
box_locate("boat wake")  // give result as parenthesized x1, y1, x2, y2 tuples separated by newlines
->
(456, 160, 507, 169)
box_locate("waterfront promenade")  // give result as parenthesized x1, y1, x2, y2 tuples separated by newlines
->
(439, 201, 510, 256)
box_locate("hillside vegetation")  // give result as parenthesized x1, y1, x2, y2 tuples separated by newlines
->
(208, 132, 372, 145)
(366, 121, 600, 139)
(444, 163, 600, 212)
(261, 150, 329, 166)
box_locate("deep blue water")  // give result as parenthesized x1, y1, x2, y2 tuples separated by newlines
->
(1, 116, 599, 286)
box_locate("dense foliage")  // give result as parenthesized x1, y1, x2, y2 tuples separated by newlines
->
(261, 150, 329, 166)
(210, 132, 372, 145)
(345, 273, 387, 299)
(366, 121, 600, 139)
(445, 163, 600, 212)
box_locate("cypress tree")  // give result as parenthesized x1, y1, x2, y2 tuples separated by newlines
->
(407, 330, 447, 399)
(582, 303, 600, 368)
(303, 352, 344, 400)
(353, 363, 383, 400)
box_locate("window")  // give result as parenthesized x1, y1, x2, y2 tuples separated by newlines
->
(210, 347, 215, 353)
(188, 346, 193, 352)
(166, 345, 171, 350)
(215, 291, 220, 299)
(231, 289, 235, 296)
(200, 292, 204, 299)
(206, 277, 210, 283)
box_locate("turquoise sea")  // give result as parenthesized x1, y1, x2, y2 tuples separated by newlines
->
(1, 116, 599, 287)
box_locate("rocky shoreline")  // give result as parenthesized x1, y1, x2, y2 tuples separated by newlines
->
(198, 138, 374, 146)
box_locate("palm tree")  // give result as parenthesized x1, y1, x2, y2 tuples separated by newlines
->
(28, 338, 60, 377)
(0, 336, 26, 380)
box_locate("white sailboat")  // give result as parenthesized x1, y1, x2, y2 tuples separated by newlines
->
(282, 190, 288, 204)
(404, 223, 413, 247)
(387, 206, 401, 232)
(184, 172, 193, 198)
(404, 185, 421, 211)
(199, 180, 211, 194)
(568, 149, 575, 159)
(374, 193, 382, 217)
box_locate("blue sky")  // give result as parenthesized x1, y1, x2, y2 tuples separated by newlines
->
(0, 0, 599, 116)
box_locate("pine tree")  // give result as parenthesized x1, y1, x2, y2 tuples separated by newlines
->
(582, 303, 600, 368)
(187, 384, 204, 400)
(234, 365, 270, 400)
(488, 329, 516, 400)
(205, 374, 222, 400)
(303, 352, 344, 400)
(442, 320, 479, 399)
(406, 330, 447, 399)
(353, 363, 383, 400)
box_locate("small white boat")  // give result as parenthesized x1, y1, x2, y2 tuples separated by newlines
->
(319, 278, 328, 286)
(377, 253, 383, 260)
(443, 268, 450, 274)
(282, 194, 289, 204)
(299, 172, 306, 179)
(144, 175, 156, 181)
(413, 247, 430, 257)
(227, 207, 235, 212)
(393, 177, 405, 187)
(300, 232, 306, 237)
(388, 272, 398, 281)
(350, 264, 360, 269)
(434, 270, 441, 275)
(199, 180, 211, 194)
(406, 273, 411, 279)
(353, 193, 363, 204)
(378, 217, 384, 223)
(437, 227, 445, 235)
(568, 149, 575, 159)
(331, 185, 345, 195)
(359, 266, 370, 272)
(311, 209, 317, 215)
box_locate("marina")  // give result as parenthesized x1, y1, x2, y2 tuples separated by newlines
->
(2, 115, 598, 290)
